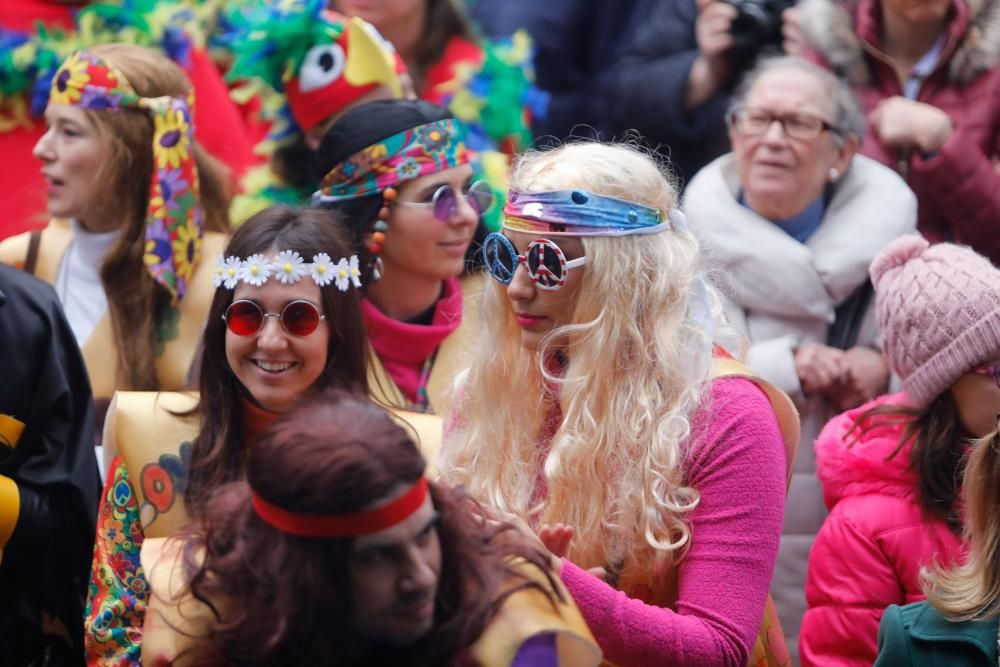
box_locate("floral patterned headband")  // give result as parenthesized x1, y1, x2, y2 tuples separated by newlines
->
(50, 50, 201, 303)
(502, 189, 670, 237)
(213, 251, 363, 291)
(312, 118, 471, 203)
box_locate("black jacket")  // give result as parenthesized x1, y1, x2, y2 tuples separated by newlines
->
(471, 0, 657, 143)
(0, 264, 100, 666)
(608, 0, 738, 187)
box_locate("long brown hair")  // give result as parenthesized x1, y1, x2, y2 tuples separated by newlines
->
(849, 392, 970, 533)
(84, 43, 230, 390)
(180, 388, 559, 666)
(183, 206, 369, 513)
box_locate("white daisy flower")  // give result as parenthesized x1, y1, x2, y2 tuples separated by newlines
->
(240, 253, 271, 287)
(348, 255, 363, 288)
(334, 257, 351, 292)
(310, 253, 334, 287)
(273, 249, 307, 285)
(222, 256, 242, 290)
(212, 256, 226, 288)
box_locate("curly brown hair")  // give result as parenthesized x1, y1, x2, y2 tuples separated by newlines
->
(177, 388, 560, 666)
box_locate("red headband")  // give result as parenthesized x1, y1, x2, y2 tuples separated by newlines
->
(251, 478, 429, 537)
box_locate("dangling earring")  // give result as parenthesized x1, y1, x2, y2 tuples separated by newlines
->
(366, 187, 394, 282)
(369, 186, 394, 255)
(828, 167, 840, 183)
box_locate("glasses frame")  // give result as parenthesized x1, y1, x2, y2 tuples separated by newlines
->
(222, 299, 327, 337)
(973, 364, 1000, 389)
(726, 106, 842, 141)
(482, 232, 586, 291)
(396, 179, 494, 222)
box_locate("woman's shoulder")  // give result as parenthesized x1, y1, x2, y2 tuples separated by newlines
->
(692, 375, 787, 464)
(469, 559, 602, 667)
(0, 219, 69, 267)
(141, 536, 217, 666)
(824, 156, 918, 243)
(877, 601, 999, 666)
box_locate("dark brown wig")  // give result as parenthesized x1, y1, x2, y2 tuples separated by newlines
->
(849, 391, 970, 533)
(179, 388, 560, 666)
(182, 206, 369, 513)
(313, 99, 487, 280)
(85, 43, 230, 391)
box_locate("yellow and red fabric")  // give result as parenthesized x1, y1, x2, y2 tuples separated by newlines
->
(49, 49, 203, 303)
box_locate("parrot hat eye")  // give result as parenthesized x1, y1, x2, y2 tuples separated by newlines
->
(298, 43, 347, 92)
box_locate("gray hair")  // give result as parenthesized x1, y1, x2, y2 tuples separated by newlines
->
(727, 55, 865, 144)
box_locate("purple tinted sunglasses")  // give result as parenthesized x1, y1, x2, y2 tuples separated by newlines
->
(398, 180, 494, 221)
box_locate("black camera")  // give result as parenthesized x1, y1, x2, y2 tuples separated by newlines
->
(722, 0, 794, 60)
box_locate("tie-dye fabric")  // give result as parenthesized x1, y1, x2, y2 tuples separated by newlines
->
(502, 190, 668, 237)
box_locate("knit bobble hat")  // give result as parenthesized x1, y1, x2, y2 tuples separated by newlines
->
(871, 235, 1000, 407)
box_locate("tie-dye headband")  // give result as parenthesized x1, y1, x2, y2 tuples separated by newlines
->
(503, 190, 670, 237)
(312, 118, 470, 203)
(50, 50, 202, 303)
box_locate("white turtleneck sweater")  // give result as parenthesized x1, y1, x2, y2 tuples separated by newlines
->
(55, 219, 120, 346)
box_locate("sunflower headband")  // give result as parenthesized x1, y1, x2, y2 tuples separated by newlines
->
(212, 251, 363, 291)
(502, 190, 670, 237)
(312, 118, 470, 204)
(50, 49, 201, 303)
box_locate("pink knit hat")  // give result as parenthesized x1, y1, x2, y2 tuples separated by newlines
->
(871, 235, 1000, 407)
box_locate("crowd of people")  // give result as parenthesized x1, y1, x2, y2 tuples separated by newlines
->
(1, 0, 999, 666)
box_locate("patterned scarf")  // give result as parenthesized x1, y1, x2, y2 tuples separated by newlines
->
(49, 49, 202, 303)
(313, 118, 470, 202)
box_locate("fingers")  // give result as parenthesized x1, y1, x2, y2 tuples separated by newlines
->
(796, 343, 850, 393)
(538, 523, 575, 558)
(696, 1, 737, 59)
(781, 7, 805, 55)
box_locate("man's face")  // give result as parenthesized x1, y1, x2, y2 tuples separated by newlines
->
(348, 490, 442, 645)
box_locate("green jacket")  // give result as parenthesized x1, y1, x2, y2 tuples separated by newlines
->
(875, 601, 999, 666)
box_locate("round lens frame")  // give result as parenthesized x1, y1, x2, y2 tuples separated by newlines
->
(223, 300, 325, 337)
(431, 180, 494, 221)
(482, 232, 518, 285)
(223, 300, 264, 336)
(481, 233, 584, 292)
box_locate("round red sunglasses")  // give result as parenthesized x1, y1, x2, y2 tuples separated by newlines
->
(223, 300, 326, 337)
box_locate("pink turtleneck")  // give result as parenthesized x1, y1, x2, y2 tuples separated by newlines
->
(362, 276, 463, 403)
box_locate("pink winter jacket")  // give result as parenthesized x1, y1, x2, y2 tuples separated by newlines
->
(799, 392, 966, 667)
(798, 0, 1000, 266)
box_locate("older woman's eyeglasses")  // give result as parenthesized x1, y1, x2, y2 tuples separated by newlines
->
(727, 107, 841, 140)
(973, 364, 1000, 388)
(397, 180, 494, 222)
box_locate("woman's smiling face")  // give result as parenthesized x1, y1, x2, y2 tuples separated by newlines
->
(225, 266, 331, 413)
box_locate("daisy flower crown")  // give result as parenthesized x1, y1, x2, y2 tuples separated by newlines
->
(213, 251, 363, 291)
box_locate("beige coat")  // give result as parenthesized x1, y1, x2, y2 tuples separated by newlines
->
(683, 153, 917, 660)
